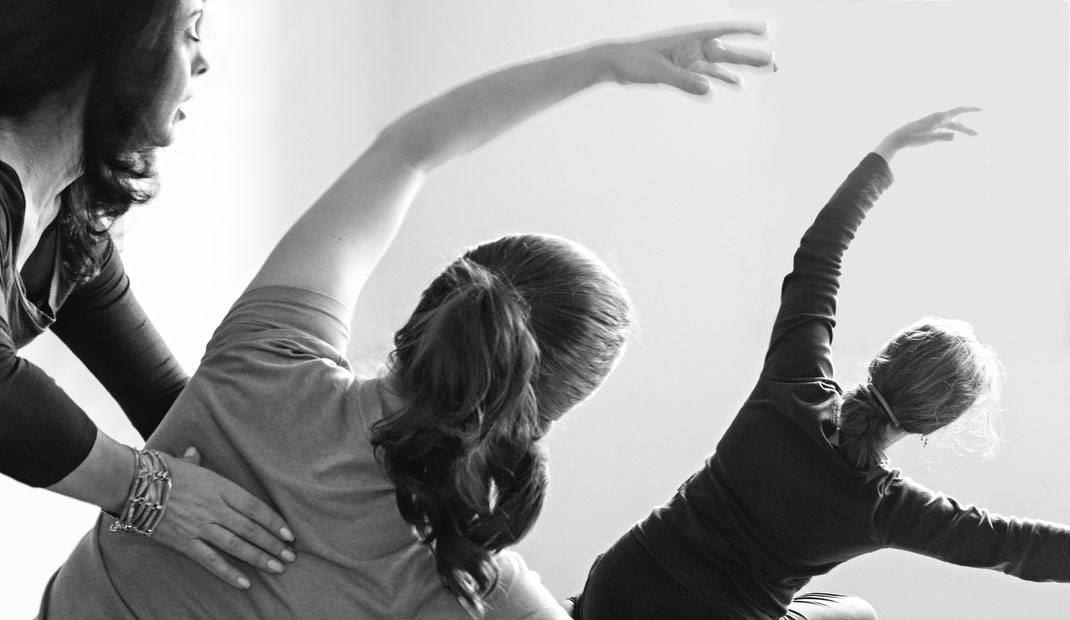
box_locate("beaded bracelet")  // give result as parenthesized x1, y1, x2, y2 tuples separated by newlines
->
(103, 447, 173, 537)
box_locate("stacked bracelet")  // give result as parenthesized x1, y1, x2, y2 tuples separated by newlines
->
(104, 447, 173, 537)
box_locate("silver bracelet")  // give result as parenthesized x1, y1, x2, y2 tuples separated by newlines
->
(104, 447, 173, 537)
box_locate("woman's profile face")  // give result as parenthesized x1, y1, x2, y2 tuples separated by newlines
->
(147, 0, 210, 147)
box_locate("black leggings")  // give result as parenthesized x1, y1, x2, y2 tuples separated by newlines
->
(574, 531, 877, 620)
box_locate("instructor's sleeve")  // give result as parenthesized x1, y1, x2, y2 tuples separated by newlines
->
(52, 239, 188, 440)
(0, 272, 96, 486)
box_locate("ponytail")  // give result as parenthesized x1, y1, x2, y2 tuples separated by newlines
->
(375, 234, 631, 612)
(373, 258, 548, 611)
(838, 384, 894, 469)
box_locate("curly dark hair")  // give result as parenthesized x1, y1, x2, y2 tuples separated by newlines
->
(374, 234, 632, 613)
(0, 0, 183, 281)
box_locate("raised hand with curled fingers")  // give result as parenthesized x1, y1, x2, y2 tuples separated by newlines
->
(874, 107, 982, 162)
(599, 22, 775, 96)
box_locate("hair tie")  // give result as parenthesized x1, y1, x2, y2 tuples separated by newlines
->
(868, 385, 900, 427)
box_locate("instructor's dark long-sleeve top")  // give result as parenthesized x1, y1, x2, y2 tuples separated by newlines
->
(0, 159, 187, 487)
(632, 153, 1070, 619)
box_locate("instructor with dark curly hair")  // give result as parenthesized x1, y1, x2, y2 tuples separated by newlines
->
(0, 0, 294, 591)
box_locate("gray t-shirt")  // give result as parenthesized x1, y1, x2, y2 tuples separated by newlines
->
(42, 286, 567, 619)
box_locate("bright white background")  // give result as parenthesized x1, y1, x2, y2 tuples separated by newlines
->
(3, 1, 1068, 617)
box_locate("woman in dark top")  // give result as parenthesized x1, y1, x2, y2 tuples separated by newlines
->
(1, 0, 294, 589)
(571, 108, 1070, 620)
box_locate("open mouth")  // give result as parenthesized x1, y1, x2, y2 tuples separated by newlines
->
(177, 96, 193, 121)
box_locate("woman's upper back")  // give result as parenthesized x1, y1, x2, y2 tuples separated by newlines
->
(43, 285, 566, 619)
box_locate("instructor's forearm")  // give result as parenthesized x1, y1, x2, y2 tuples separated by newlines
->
(47, 429, 134, 514)
(378, 43, 614, 173)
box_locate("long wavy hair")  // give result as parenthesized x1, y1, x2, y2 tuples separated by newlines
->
(372, 233, 631, 612)
(0, 0, 181, 281)
(838, 317, 1003, 469)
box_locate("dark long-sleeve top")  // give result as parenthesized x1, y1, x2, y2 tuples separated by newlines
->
(632, 153, 1070, 619)
(0, 159, 188, 487)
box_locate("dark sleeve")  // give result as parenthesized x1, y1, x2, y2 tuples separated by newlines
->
(0, 326, 99, 487)
(51, 239, 188, 440)
(878, 476, 1070, 582)
(0, 220, 98, 487)
(761, 153, 894, 382)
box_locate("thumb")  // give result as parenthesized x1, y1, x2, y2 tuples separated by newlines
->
(669, 68, 710, 96)
(178, 446, 201, 465)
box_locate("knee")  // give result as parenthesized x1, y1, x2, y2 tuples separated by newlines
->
(841, 595, 878, 620)
(791, 593, 879, 620)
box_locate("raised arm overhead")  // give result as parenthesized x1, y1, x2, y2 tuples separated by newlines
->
(246, 23, 774, 315)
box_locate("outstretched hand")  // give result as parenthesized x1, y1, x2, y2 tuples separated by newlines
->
(598, 22, 775, 96)
(875, 107, 981, 161)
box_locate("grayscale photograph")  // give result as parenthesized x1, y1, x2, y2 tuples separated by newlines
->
(1, 0, 1068, 618)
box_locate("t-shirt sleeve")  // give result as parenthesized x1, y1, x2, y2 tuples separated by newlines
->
(205, 285, 352, 360)
(876, 475, 1070, 582)
(761, 153, 893, 382)
(52, 239, 188, 440)
(484, 550, 571, 620)
(0, 189, 97, 487)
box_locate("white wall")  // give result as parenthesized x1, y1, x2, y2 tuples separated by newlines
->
(4, 1, 1068, 617)
(380, 2, 1070, 618)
